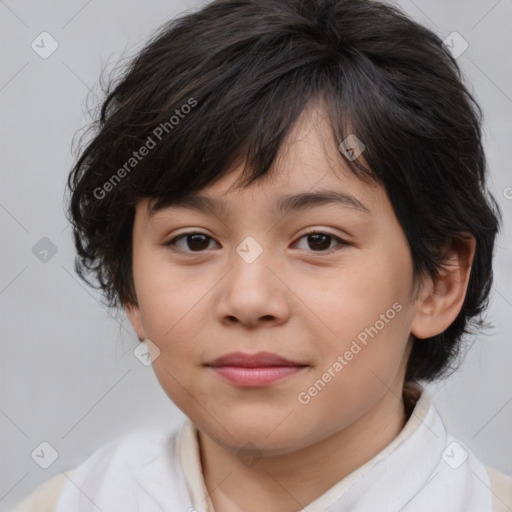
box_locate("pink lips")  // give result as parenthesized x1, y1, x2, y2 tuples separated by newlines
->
(206, 351, 307, 387)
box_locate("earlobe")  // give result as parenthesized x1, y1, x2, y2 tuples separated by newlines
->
(124, 301, 146, 342)
(410, 236, 476, 340)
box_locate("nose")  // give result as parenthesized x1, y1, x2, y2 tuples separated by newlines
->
(215, 248, 291, 328)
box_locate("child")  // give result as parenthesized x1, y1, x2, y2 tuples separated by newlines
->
(11, 0, 511, 511)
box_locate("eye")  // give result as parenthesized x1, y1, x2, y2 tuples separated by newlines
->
(165, 232, 219, 253)
(294, 231, 347, 252)
(165, 230, 348, 254)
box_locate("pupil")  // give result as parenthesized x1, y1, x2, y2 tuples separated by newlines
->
(309, 234, 330, 251)
(188, 234, 209, 251)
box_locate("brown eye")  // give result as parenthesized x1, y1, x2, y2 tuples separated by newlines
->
(165, 230, 347, 255)
(295, 232, 346, 252)
(306, 233, 331, 251)
(166, 232, 217, 252)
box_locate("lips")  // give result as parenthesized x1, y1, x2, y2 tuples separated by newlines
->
(206, 351, 306, 368)
(205, 351, 308, 387)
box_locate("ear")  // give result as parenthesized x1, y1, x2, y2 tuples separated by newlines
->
(410, 235, 476, 340)
(124, 301, 147, 342)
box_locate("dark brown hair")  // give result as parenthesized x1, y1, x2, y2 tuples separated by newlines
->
(65, 0, 502, 383)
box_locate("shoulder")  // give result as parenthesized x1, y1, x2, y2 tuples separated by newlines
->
(486, 465, 512, 512)
(9, 471, 73, 512)
(9, 426, 183, 512)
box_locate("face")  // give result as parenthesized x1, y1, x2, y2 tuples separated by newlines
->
(126, 101, 422, 456)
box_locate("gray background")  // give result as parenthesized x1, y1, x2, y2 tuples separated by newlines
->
(1, 0, 511, 509)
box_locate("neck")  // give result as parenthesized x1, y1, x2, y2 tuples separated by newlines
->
(198, 387, 412, 512)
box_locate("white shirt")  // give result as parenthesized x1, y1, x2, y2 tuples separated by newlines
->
(10, 384, 512, 512)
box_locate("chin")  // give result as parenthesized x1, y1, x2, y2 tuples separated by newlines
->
(200, 413, 310, 455)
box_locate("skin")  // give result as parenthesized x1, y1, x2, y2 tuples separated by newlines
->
(125, 99, 476, 512)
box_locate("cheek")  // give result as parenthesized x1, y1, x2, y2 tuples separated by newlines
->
(134, 251, 213, 342)
(294, 308, 412, 439)
(138, 277, 211, 410)
(139, 293, 209, 363)
(292, 249, 413, 373)
(293, 259, 404, 332)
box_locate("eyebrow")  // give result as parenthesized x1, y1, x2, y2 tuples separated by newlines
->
(148, 189, 371, 219)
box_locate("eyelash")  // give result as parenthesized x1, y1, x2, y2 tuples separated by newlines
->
(164, 230, 348, 255)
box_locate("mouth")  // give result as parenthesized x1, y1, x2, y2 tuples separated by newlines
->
(205, 351, 309, 387)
